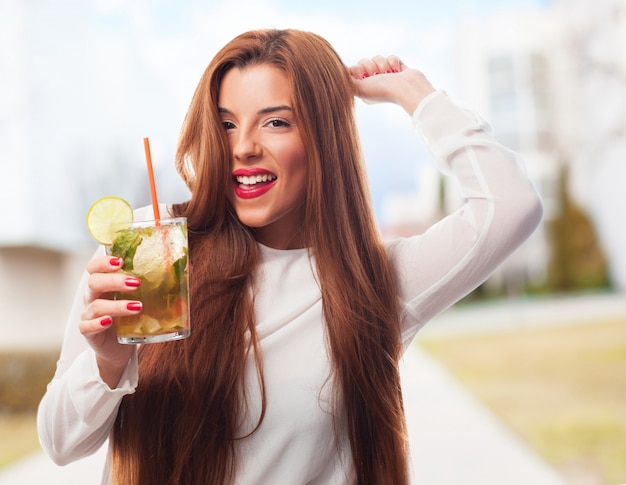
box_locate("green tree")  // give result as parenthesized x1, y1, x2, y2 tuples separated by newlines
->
(548, 166, 610, 292)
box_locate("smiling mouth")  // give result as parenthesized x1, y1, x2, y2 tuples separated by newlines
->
(235, 173, 277, 186)
(233, 171, 278, 199)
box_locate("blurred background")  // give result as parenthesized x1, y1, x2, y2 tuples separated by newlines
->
(1, 0, 625, 484)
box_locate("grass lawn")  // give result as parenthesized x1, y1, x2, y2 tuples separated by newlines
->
(0, 413, 40, 469)
(0, 349, 57, 470)
(418, 318, 626, 485)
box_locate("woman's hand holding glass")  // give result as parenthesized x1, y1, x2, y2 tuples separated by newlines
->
(79, 255, 140, 388)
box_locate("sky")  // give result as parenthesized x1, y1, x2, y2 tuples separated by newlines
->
(1, 0, 549, 249)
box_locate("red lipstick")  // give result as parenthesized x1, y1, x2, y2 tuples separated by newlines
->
(232, 168, 277, 199)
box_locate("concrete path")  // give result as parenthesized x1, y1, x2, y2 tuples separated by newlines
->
(419, 291, 626, 338)
(401, 346, 567, 484)
(0, 445, 107, 485)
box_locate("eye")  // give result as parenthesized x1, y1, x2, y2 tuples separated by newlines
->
(222, 120, 236, 130)
(266, 118, 291, 128)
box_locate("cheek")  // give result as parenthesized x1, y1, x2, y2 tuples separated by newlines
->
(272, 135, 309, 198)
(288, 150, 308, 194)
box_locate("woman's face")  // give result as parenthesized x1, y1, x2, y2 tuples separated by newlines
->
(219, 64, 308, 249)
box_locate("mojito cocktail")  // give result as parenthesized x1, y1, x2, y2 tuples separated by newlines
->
(107, 217, 190, 344)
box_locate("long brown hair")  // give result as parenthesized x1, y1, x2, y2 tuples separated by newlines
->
(111, 29, 408, 484)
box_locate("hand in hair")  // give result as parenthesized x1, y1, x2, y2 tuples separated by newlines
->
(348, 55, 436, 116)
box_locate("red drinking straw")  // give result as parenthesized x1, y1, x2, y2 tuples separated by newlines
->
(143, 137, 161, 224)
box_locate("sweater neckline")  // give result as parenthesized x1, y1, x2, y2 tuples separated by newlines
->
(257, 242, 310, 257)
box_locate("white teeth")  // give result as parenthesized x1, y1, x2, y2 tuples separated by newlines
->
(236, 174, 276, 185)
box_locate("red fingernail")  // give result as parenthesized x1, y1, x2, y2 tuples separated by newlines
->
(127, 302, 142, 311)
(125, 278, 141, 288)
(110, 257, 122, 267)
(373, 71, 380, 75)
(392, 67, 399, 73)
(361, 72, 369, 79)
(100, 317, 113, 327)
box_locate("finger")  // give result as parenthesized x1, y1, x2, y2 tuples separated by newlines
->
(387, 55, 406, 73)
(83, 256, 125, 303)
(81, 298, 142, 322)
(370, 55, 393, 74)
(86, 255, 124, 275)
(351, 55, 406, 80)
(79, 314, 116, 338)
(355, 57, 381, 78)
(370, 55, 408, 74)
(348, 64, 367, 80)
(85, 273, 141, 305)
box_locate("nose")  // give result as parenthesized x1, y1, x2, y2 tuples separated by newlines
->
(232, 127, 262, 162)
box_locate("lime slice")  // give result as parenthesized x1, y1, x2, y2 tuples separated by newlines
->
(86, 196, 134, 245)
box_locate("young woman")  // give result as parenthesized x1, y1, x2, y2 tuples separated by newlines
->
(38, 29, 543, 484)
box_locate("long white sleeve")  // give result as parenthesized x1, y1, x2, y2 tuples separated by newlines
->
(37, 204, 172, 465)
(385, 91, 544, 347)
(37, 254, 139, 466)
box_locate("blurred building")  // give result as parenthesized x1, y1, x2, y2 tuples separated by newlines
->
(387, 0, 626, 294)
(0, 1, 189, 249)
(0, 1, 91, 349)
(0, 1, 188, 349)
(453, 8, 559, 294)
(382, 7, 557, 294)
(469, 0, 626, 292)
(551, 0, 626, 291)
(0, 247, 91, 350)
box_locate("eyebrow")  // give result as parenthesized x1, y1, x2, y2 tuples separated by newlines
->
(218, 105, 293, 115)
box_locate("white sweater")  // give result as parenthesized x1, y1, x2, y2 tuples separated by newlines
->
(37, 91, 543, 484)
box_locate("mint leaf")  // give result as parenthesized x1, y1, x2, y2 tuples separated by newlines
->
(110, 229, 143, 270)
(171, 250, 188, 286)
